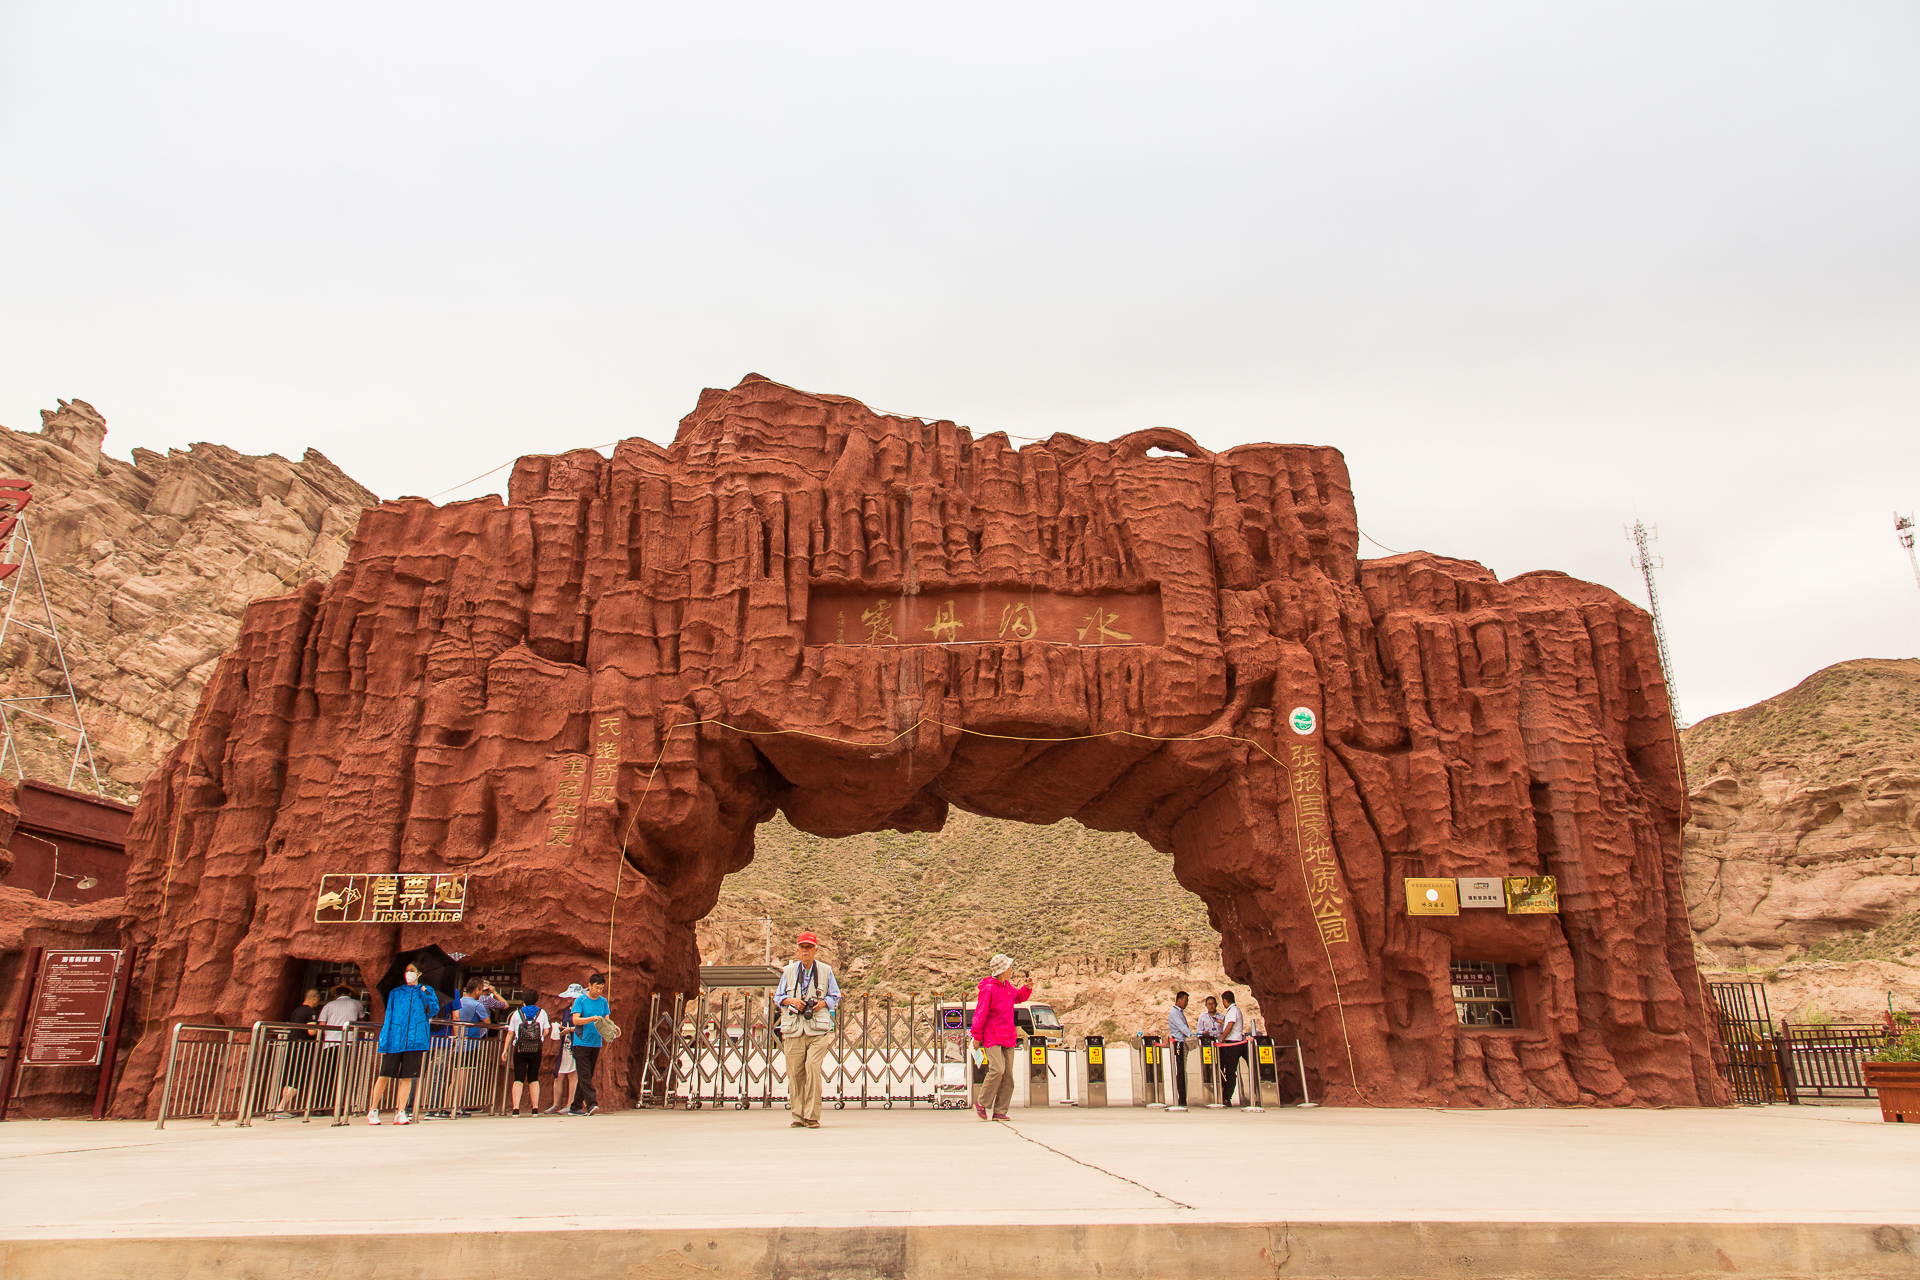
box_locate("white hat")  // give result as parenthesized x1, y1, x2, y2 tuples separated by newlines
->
(990, 954, 1014, 976)
(559, 983, 588, 999)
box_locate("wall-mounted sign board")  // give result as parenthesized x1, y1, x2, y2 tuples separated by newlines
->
(24, 950, 122, 1066)
(1504, 876, 1559, 915)
(314, 873, 468, 924)
(1404, 878, 1460, 916)
(1457, 876, 1504, 908)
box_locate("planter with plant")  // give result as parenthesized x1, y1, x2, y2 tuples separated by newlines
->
(1863, 1020, 1920, 1123)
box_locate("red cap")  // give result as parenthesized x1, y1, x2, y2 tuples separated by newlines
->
(796, 932, 819, 947)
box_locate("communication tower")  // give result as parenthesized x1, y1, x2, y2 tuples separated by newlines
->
(0, 478, 104, 792)
(1628, 519, 1684, 732)
(1896, 513, 1920, 596)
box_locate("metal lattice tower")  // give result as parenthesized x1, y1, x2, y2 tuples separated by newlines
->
(0, 478, 104, 792)
(1896, 513, 1920, 597)
(1628, 519, 1685, 732)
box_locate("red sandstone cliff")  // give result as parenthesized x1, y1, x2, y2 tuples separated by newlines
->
(112, 376, 1719, 1113)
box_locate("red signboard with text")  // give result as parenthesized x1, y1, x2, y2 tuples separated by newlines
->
(24, 950, 123, 1066)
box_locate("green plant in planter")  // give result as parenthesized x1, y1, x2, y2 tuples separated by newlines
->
(1868, 1028, 1920, 1063)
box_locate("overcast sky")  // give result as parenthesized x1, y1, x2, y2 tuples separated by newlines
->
(2, 3, 1915, 725)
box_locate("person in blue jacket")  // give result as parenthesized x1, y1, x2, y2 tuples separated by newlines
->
(368, 960, 439, 1125)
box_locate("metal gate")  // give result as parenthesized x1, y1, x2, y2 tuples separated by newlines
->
(1708, 981, 1783, 1104)
(638, 990, 970, 1110)
(1778, 1023, 1889, 1100)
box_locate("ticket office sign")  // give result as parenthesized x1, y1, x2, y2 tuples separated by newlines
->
(25, 950, 123, 1066)
(314, 874, 468, 924)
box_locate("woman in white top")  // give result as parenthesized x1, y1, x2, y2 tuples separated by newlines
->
(544, 985, 581, 1114)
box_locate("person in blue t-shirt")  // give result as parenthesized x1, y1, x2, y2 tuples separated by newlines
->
(566, 972, 611, 1115)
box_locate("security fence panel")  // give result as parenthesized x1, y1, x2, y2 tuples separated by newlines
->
(155, 1024, 255, 1128)
(1708, 981, 1783, 1104)
(1780, 1023, 1890, 1099)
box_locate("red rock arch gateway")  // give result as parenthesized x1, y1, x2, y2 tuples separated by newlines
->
(112, 376, 1722, 1113)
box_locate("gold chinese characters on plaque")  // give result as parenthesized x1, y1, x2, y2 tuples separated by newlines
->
(314, 873, 468, 924)
(804, 587, 1165, 648)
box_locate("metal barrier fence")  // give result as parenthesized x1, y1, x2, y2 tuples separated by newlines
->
(154, 1023, 255, 1127)
(1778, 1023, 1890, 1100)
(650, 990, 970, 1110)
(1708, 981, 1782, 1104)
(156, 1017, 515, 1128)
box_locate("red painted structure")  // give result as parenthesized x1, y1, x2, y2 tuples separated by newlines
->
(1, 780, 134, 903)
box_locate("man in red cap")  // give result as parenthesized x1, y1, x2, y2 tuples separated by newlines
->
(775, 932, 840, 1128)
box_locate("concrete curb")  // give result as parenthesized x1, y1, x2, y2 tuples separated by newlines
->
(5, 1221, 1917, 1280)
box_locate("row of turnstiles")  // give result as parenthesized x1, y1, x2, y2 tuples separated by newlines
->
(985, 1034, 1309, 1109)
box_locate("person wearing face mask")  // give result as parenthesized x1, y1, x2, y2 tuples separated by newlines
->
(368, 961, 439, 1125)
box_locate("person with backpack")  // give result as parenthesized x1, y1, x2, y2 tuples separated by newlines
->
(501, 993, 551, 1116)
(775, 932, 840, 1129)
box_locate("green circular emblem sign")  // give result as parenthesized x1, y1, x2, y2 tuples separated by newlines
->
(1288, 706, 1316, 735)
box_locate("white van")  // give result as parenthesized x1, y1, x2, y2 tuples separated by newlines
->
(938, 999, 1065, 1045)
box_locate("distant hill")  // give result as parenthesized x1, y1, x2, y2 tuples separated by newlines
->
(696, 809, 1235, 1038)
(1682, 657, 1920, 1022)
(1683, 657, 1920, 787)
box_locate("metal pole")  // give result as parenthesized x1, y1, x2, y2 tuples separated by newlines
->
(154, 1021, 188, 1129)
(91, 945, 138, 1120)
(1294, 1038, 1317, 1108)
(0, 946, 44, 1122)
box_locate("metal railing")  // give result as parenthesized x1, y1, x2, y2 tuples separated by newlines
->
(156, 1017, 516, 1127)
(155, 1023, 255, 1128)
(1778, 1023, 1890, 1100)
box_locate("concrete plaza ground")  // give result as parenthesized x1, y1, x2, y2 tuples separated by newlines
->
(1, 1102, 1914, 1278)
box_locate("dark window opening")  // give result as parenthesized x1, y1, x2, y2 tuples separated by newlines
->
(1450, 959, 1515, 1027)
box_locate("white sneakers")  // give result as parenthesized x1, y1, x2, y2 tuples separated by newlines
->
(1166, 1105, 1189, 1112)
(394, 1111, 412, 1125)
(367, 1110, 381, 1125)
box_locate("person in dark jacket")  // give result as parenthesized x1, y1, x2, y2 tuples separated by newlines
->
(369, 961, 439, 1125)
(970, 953, 1032, 1122)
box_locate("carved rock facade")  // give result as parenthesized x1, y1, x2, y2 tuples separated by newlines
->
(115, 376, 1721, 1112)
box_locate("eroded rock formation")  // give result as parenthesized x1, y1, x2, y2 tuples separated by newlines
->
(0, 399, 378, 791)
(114, 375, 1720, 1112)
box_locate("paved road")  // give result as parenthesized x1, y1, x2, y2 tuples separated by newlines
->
(0, 1103, 1911, 1240)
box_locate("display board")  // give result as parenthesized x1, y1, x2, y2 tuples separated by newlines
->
(24, 951, 122, 1066)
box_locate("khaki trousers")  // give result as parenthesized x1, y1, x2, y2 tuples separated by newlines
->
(784, 1033, 831, 1122)
(976, 1044, 1016, 1113)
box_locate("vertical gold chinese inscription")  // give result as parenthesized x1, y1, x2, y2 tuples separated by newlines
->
(547, 753, 589, 846)
(998, 602, 1037, 640)
(591, 714, 621, 804)
(1287, 743, 1351, 944)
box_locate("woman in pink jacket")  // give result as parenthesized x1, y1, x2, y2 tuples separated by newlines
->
(970, 953, 1032, 1121)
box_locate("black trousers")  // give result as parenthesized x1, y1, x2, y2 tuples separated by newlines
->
(572, 1046, 600, 1111)
(1219, 1043, 1248, 1105)
(1170, 1042, 1189, 1106)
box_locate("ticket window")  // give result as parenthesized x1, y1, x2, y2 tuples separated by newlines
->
(301, 960, 372, 1008)
(459, 961, 526, 1022)
(1450, 960, 1517, 1027)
